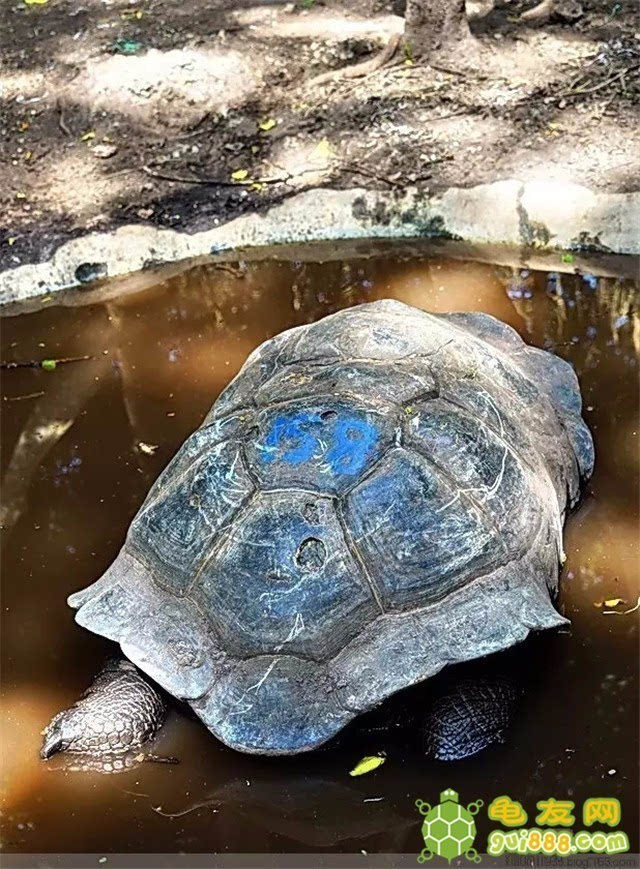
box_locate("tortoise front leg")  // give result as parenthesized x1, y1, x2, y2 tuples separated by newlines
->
(41, 658, 166, 760)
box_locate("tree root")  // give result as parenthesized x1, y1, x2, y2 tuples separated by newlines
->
(520, 0, 555, 23)
(310, 33, 402, 87)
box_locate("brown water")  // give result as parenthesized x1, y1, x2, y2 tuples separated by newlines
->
(1, 253, 638, 857)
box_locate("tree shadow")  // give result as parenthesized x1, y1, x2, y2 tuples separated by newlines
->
(2, 0, 638, 269)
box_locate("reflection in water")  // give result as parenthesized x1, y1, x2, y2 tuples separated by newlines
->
(1, 253, 638, 854)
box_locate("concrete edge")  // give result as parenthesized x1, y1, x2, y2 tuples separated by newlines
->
(1, 180, 639, 307)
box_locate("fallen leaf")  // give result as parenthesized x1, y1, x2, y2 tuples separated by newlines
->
(138, 442, 158, 456)
(594, 598, 626, 608)
(561, 252, 575, 264)
(24, 0, 49, 4)
(602, 596, 640, 615)
(41, 359, 57, 371)
(310, 139, 332, 162)
(258, 118, 277, 132)
(231, 169, 249, 181)
(349, 754, 386, 777)
(81, 131, 96, 142)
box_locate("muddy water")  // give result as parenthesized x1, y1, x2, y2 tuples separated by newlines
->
(1, 254, 638, 856)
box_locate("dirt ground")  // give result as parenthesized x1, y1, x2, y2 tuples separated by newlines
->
(1, 0, 639, 272)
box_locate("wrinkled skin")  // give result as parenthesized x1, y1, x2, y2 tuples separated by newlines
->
(41, 659, 165, 760)
(423, 677, 520, 761)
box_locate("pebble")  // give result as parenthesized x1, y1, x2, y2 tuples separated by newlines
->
(92, 144, 118, 159)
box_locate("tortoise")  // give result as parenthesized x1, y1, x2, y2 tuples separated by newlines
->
(41, 299, 593, 761)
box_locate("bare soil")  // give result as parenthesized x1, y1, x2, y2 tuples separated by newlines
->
(2, 0, 639, 271)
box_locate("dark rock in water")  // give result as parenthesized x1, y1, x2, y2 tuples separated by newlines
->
(423, 677, 520, 761)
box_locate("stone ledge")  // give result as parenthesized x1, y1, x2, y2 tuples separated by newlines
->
(1, 181, 638, 307)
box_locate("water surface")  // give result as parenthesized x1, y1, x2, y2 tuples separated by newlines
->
(1, 253, 638, 855)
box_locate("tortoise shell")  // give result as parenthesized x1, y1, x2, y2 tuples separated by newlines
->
(68, 300, 593, 754)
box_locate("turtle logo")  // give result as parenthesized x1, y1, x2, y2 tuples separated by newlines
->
(416, 788, 483, 864)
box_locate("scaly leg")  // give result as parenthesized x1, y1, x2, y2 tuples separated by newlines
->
(41, 659, 166, 760)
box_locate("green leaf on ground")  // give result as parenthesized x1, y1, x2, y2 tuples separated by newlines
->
(114, 39, 143, 55)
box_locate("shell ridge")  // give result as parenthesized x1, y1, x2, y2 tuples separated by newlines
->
(333, 498, 386, 615)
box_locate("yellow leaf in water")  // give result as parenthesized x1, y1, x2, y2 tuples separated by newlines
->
(310, 139, 332, 162)
(231, 169, 249, 181)
(81, 131, 96, 141)
(594, 598, 626, 608)
(602, 596, 640, 615)
(349, 754, 386, 777)
(258, 118, 277, 132)
(137, 442, 158, 456)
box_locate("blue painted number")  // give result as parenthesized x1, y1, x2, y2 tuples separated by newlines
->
(261, 410, 378, 476)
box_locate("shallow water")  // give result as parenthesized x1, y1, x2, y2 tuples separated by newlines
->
(1, 252, 638, 856)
